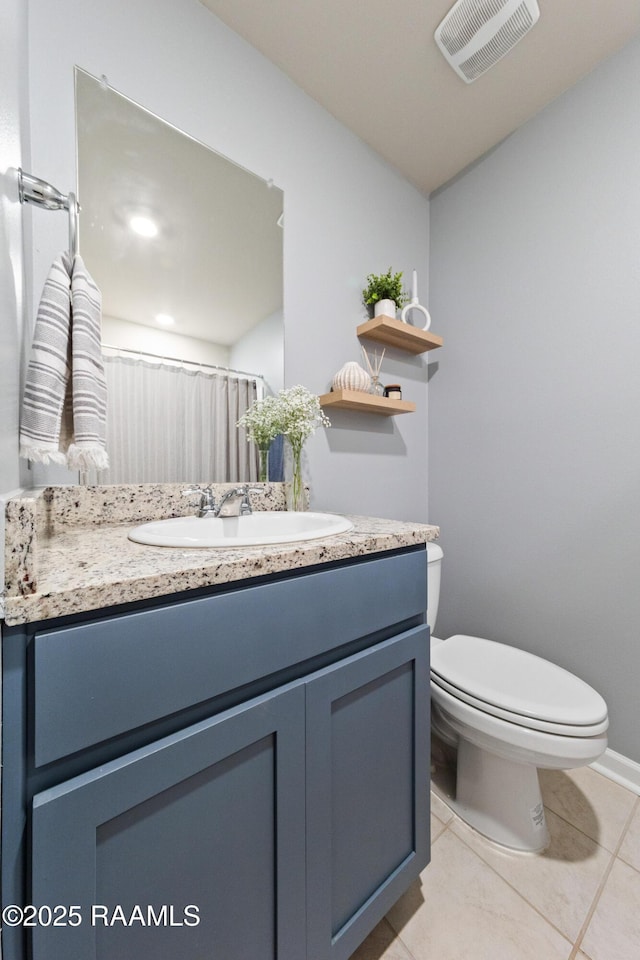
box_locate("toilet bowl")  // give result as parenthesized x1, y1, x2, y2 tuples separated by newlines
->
(427, 543, 608, 852)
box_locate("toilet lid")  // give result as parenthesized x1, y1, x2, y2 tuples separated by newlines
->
(430, 635, 608, 728)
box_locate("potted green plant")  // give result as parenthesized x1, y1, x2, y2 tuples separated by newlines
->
(362, 267, 409, 318)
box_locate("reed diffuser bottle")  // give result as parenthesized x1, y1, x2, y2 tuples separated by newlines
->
(361, 345, 386, 396)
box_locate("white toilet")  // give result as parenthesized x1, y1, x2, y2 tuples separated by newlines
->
(427, 542, 608, 852)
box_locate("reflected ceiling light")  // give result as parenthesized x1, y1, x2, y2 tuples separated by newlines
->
(155, 313, 175, 327)
(129, 214, 159, 237)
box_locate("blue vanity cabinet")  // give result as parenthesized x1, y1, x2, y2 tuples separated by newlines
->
(30, 683, 308, 960)
(2, 547, 430, 960)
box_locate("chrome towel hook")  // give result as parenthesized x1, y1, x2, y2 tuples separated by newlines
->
(17, 168, 81, 256)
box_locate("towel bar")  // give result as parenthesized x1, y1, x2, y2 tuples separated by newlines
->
(17, 168, 80, 256)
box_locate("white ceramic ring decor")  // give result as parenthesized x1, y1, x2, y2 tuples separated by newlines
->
(400, 300, 431, 331)
(374, 298, 396, 318)
(400, 269, 431, 330)
(331, 361, 371, 392)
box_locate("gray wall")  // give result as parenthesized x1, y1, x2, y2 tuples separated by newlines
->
(24, 0, 430, 521)
(429, 37, 640, 762)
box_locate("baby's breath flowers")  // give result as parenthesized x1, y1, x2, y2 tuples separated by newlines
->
(277, 385, 331, 448)
(237, 386, 330, 501)
(237, 394, 284, 450)
(237, 394, 284, 481)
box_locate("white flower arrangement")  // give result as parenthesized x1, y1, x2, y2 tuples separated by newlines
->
(236, 394, 284, 450)
(277, 385, 331, 450)
(237, 385, 330, 449)
(237, 386, 330, 505)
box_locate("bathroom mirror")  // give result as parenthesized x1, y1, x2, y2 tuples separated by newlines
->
(75, 68, 284, 483)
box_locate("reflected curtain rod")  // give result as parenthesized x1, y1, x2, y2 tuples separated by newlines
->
(102, 343, 264, 381)
(17, 168, 80, 256)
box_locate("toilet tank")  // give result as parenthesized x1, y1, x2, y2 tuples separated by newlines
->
(426, 542, 443, 634)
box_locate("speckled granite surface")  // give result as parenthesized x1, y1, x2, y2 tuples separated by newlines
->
(4, 485, 439, 626)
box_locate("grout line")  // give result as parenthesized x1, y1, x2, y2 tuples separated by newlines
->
(380, 917, 419, 960)
(567, 936, 584, 959)
(384, 822, 451, 955)
(421, 787, 640, 960)
(540, 768, 639, 856)
(541, 788, 638, 856)
(569, 795, 640, 958)
(615, 794, 640, 870)
(393, 925, 420, 960)
(449, 813, 575, 950)
(429, 799, 575, 947)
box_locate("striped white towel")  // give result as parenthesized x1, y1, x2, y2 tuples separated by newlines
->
(20, 252, 109, 470)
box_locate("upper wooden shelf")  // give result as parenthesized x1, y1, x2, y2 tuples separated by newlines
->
(357, 315, 443, 355)
(319, 389, 415, 416)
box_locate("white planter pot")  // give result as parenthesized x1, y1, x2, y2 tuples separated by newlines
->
(374, 298, 396, 318)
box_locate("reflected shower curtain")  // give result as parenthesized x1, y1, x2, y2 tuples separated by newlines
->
(99, 356, 258, 483)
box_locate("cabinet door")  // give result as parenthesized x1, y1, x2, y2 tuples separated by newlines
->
(306, 626, 430, 960)
(30, 684, 306, 960)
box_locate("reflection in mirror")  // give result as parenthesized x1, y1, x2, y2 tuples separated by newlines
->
(75, 68, 284, 484)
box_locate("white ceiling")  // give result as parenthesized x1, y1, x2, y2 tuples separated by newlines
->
(200, 0, 640, 195)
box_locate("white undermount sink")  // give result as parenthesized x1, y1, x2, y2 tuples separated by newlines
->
(128, 511, 354, 548)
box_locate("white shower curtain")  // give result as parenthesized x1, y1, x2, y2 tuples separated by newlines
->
(99, 355, 258, 483)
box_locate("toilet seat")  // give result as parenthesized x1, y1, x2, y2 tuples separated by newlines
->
(431, 674, 609, 736)
(430, 681, 609, 767)
(431, 635, 608, 734)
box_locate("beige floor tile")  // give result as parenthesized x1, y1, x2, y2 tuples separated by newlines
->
(618, 800, 640, 871)
(450, 807, 612, 942)
(580, 857, 640, 960)
(348, 918, 415, 960)
(431, 812, 447, 845)
(539, 766, 637, 852)
(385, 830, 572, 960)
(430, 790, 453, 825)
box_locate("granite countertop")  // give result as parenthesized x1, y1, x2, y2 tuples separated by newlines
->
(3, 484, 439, 626)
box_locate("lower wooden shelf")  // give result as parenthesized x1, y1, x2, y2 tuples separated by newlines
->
(319, 389, 415, 416)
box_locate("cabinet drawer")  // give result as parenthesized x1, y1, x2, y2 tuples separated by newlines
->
(34, 549, 426, 765)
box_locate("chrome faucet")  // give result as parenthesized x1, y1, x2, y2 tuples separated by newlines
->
(214, 484, 263, 518)
(182, 485, 218, 518)
(181, 483, 264, 518)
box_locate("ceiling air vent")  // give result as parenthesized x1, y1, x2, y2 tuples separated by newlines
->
(435, 0, 540, 83)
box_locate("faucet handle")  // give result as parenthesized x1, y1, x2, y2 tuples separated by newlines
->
(236, 484, 264, 515)
(181, 485, 217, 515)
(182, 484, 215, 497)
(229, 483, 263, 497)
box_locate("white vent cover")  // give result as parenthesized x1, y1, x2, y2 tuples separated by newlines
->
(435, 0, 540, 83)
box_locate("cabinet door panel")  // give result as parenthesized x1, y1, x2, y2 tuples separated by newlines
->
(30, 684, 306, 960)
(306, 627, 430, 960)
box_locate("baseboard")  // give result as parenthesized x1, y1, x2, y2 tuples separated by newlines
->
(591, 748, 640, 796)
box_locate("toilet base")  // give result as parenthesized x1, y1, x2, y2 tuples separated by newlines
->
(451, 739, 550, 852)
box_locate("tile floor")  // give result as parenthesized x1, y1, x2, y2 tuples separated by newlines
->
(350, 763, 640, 960)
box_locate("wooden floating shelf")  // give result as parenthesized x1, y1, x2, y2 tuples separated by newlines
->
(357, 315, 443, 355)
(319, 389, 416, 416)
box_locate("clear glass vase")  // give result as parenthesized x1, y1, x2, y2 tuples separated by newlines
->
(285, 441, 306, 512)
(257, 444, 270, 483)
